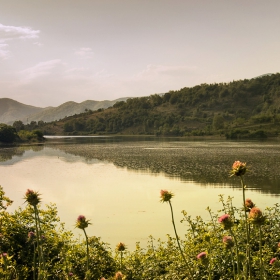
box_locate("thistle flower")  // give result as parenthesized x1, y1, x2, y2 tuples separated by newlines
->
(27, 231, 36, 242)
(222, 236, 234, 249)
(249, 207, 265, 226)
(230, 161, 247, 177)
(218, 214, 234, 230)
(115, 271, 123, 280)
(245, 198, 255, 212)
(197, 252, 208, 266)
(160, 189, 174, 202)
(24, 189, 41, 206)
(116, 242, 126, 252)
(75, 215, 91, 229)
(1, 253, 7, 258)
(270, 257, 277, 265)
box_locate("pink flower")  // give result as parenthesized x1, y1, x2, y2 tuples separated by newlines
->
(24, 189, 41, 206)
(115, 271, 123, 280)
(218, 214, 234, 230)
(231, 161, 247, 176)
(249, 207, 265, 226)
(160, 190, 174, 202)
(222, 236, 234, 249)
(270, 257, 277, 265)
(75, 215, 90, 229)
(245, 198, 255, 212)
(197, 252, 207, 260)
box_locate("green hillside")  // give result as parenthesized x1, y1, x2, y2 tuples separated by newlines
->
(21, 73, 280, 139)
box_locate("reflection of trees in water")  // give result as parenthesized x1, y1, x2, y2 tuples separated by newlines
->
(50, 143, 280, 195)
(0, 145, 44, 162)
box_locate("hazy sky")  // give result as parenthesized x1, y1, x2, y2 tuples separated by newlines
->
(1, 0, 280, 107)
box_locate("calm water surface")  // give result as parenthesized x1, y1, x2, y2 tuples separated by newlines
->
(1, 136, 280, 249)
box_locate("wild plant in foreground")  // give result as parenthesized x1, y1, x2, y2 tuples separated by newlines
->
(160, 189, 194, 280)
(24, 189, 47, 280)
(249, 207, 266, 280)
(230, 160, 253, 279)
(116, 242, 126, 270)
(75, 215, 91, 279)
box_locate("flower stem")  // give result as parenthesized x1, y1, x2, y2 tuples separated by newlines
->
(229, 228, 240, 276)
(259, 226, 264, 280)
(230, 247, 236, 280)
(168, 201, 194, 280)
(82, 228, 89, 276)
(240, 175, 252, 280)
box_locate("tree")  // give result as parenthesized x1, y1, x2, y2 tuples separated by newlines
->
(0, 124, 18, 143)
(13, 120, 25, 132)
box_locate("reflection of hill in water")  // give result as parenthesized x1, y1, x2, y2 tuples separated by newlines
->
(1, 141, 280, 195)
(47, 141, 280, 195)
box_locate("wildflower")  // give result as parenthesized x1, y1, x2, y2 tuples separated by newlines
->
(270, 257, 277, 265)
(1, 253, 7, 258)
(160, 189, 174, 202)
(24, 189, 41, 206)
(27, 231, 36, 242)
(115, 271, 123, 280)
(222, 236, 234, 249)
(75, 215, 91, 229)
(249, 207, 265, 226)
(116, 242, 126, 252)
(69, 272, 73, 277)
(231, 161, 247, 177)
(218, 214, 234, 230)
(197, 252, 208, 266)
(245, 198, 255, 212)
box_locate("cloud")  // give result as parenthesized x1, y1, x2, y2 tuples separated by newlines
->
(0, 43, 10, 59)
(0, 23, 40, 42)
(20, 59, 63, 83)
(74, 47, 94, 59)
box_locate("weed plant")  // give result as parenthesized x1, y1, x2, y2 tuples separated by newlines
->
(0, 161, 280, 279)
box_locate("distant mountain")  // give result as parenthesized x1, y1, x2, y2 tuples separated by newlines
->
(0, 97, 129, 125)
(0, 98, 44, 124)
(25, 98, 129, 123)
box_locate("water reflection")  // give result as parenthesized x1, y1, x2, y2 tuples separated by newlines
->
(1, 138, 280, 249)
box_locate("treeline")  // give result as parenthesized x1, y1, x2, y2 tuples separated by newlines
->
(13, 73, 280, 139)
(0, 123, 44, 144)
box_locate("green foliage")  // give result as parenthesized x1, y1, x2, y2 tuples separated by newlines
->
(30, 73, 280, 138)
(18, 130, 44, 142)
(0, 124, 18, 143)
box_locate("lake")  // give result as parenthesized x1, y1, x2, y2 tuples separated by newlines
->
(1, 136, 280, 250)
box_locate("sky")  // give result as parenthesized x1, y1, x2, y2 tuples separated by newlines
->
(0, 0, 280, 108)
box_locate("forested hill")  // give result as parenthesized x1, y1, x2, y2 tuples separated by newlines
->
(22, 73, 280, 139)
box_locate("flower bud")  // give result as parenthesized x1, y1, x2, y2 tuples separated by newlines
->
(115, 271, 123, 280)
(245, 198, 255, 212)
(197, 252, 208, 266)
(222, 236, 234, 249)
(160, 190, 174, 202)
(75, 215, 90, 229)
(218, 214, 234, 230)
(116, 242, 126, 252)
(249, 207, 265, 226)
(270, 257, 277, 265)
(24, 189, 41, 206)
(231, 161, 247, 176)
